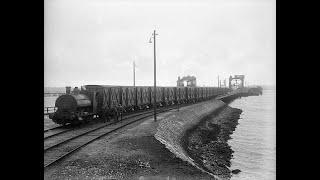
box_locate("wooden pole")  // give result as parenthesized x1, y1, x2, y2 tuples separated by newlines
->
(133, 61, 135, 87)
(153, 30, 157, 122)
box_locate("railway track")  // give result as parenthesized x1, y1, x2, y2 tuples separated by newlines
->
(44, 125, 63, 133)
(44, 127, 74, 140)
(43, 104, 185, 168)
(43, 109, 160, 140)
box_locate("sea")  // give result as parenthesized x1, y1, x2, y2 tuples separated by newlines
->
(44, 87, 65, 107)
(44, 96, 58, 107)
(228, 86, 276, 180)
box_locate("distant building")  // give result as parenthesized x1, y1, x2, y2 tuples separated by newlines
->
(177, 75, 197, 87)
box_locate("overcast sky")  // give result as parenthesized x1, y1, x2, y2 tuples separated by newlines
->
(44, 0, 275, 88)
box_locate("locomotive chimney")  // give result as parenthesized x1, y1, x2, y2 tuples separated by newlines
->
(66, 86, 71, 94)
(73, 87, 79, 95)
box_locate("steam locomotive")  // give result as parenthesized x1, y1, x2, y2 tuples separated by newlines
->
(49, 85, 230, 125)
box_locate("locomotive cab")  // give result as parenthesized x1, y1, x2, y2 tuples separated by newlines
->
(50, 93, 92, 125)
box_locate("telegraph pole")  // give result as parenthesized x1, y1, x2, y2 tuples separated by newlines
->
(133, 61, 135, 87)
(217, 75, 219, 88)
(153, 30, 157, 122)
(149, 30, 158, 122)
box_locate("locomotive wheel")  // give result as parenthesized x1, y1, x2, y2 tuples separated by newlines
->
(70, 121, 81, 127)
(83, 116, 91, 124)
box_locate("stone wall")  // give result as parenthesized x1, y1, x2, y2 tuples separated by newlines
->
(154, 99, 226, 178)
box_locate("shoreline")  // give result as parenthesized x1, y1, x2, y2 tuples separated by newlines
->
(182, 106, 242, 179)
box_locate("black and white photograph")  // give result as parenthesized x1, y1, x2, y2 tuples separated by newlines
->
(44, 0, 275, 179)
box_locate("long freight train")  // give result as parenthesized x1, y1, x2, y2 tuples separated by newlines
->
(49, 85, 230, 125)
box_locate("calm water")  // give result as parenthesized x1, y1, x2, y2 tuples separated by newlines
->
(44, 96, 58, 107)
(228, 87, 276, 180)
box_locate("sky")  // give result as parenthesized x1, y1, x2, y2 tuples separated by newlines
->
(44, 0, 275, 88)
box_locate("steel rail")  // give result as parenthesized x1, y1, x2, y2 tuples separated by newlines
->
(43, 108, 159, 141)
(44, 103, 170, 133)
(44, 125, 65, 133)
(43, 108, 160, 152)
(44, 128, 74, 140)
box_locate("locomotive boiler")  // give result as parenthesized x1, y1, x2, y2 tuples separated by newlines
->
(49, 89, 94, 125)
